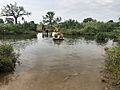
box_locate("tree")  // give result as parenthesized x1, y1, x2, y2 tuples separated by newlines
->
(60, 19, 80, 29)
(43, 11, 61, 27)
(0, 18, 4, 23)
(83, 17, 96, 23)
(5, 18, 14, 24)
(55, 17, 62, 24)
(1, 2, 31, 24)
(118, 17, 120, 23)
(108, 20, 114, 23)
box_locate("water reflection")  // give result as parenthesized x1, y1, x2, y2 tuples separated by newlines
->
(96, 38, 108, 46)
(42, 33, 48, 38)
(53, 40, 63, 46)
(0, 34, 37, 40)
(0, 33, 117, 87)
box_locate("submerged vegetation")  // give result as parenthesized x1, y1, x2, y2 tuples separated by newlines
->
(0, 44, 18, 72)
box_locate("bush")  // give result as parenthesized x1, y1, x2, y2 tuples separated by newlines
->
(105, 46, 120, 87)
(96, 33, 108, 40)
(0, 44, 18, 72)
(0, 22, 37, 35)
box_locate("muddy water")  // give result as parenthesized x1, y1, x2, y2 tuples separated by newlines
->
(0, 33, 116, 90)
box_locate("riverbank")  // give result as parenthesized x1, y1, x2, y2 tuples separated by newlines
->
(101, 46, 120, 90)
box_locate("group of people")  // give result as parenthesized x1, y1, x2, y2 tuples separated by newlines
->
(42, 28, 48, 38)
(52, 28, 64, 40)
(42, 27, 64, 39)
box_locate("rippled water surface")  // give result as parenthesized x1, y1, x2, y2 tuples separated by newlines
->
(0, 33, 116, 90)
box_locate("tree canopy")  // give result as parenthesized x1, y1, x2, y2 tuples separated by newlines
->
(5, 18, 14, 24)
(83, 17, 96, 23)
(43, 11, 61, 27)
(1, 2, 31, 24)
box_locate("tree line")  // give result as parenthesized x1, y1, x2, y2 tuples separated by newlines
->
(0, 2, 120, 40)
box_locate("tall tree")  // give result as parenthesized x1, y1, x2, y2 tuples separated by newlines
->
(1, 2, 31, 24)
(43, 11, 61, 27)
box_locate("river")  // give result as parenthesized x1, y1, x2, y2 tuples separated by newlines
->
(0, 33, 116, 90)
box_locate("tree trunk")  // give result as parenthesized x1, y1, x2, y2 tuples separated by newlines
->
(14, 17, 18, 24)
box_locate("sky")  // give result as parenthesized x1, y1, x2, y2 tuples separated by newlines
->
(0, 0, 120, 23)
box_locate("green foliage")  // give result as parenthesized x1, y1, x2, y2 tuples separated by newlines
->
(105, 46, 120, 87)
(116, 36, 120, 43)
(60, 19, 80, 29)
(83, 17, 96, 23)
(60, 20, 119, 40)
(41, 12, 120, 39)
(95, 33, 108, 42)
(108, 20, 114, 23)
(5, 18, 14, 24)
(0, 22, 36, 34)
(43, 11, 61, 28)
(1, 2, 31, 24)
(0, 44, 13, 55)
(61, 28, 82, 35)
(0, 18, 4, 24)
(0, 44, 17, 72)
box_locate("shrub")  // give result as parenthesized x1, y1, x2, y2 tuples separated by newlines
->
(96, 33, 108, 41)
(0, 22, 37, 35)
(105, 46, 120, 87)
(0, 44, 18, 72)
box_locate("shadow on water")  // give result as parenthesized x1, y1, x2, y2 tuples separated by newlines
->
(53, 40, 64, 46)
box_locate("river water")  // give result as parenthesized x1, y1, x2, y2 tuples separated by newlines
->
(0, 33, 116, 90)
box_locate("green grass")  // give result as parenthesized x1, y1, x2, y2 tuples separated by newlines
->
(105, 46, 120, 88)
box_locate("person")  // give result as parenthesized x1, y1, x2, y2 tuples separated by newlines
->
(55, 27, 59, 32)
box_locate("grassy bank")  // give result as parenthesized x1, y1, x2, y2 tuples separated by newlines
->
(0, 44, 18, 72)
(104, 46, 120, 89)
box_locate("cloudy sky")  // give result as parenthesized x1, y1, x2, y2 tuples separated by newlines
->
(0, 0, 120, 23)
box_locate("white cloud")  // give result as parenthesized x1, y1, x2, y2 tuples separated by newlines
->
(95, 0, 113, 5)
(0, 0, 119, 23)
